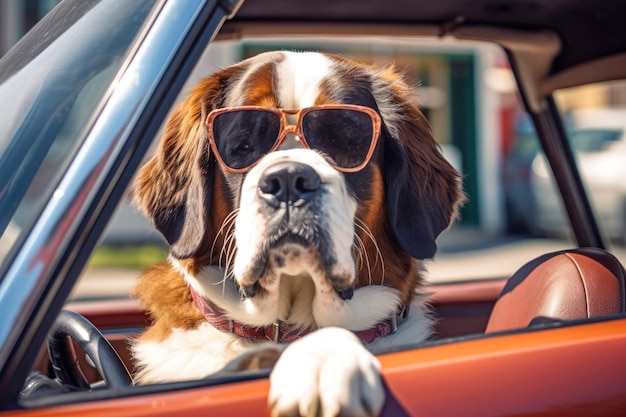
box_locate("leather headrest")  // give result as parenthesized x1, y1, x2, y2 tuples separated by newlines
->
(485, 248, 626, 333)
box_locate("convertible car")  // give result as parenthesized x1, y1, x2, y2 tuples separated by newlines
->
(1, 0, 625, 415)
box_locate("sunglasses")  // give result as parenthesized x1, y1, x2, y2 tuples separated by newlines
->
(205, 104, 381, 173)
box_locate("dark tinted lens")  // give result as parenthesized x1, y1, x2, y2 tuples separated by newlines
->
(212, 110, 281, 170)
(302, 109, 374, 169)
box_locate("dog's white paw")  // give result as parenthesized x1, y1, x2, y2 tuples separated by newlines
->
(269, 327, 385, 417)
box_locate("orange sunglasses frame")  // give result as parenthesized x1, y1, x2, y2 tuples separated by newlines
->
(205, 104, 382, 173)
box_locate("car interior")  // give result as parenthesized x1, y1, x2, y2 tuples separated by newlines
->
(5, 1, 626, 413)
(17, 28, 626, 393)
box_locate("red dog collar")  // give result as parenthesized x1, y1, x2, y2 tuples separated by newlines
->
(189, 286, 409, 344)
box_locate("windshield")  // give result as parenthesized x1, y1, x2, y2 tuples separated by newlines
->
(0, 0, 157, 274)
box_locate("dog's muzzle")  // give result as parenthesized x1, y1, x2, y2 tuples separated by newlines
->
(235, 156, 356, 301)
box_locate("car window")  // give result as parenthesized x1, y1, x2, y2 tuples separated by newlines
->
(0, 0, 158, 276)
(553, 80, 626, 264)
(74, 36, 579, 301)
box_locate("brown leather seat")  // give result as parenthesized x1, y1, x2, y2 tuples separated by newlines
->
(485, 247, 626, 333)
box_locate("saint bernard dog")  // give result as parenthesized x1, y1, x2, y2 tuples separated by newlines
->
(131, 50, 464, 417)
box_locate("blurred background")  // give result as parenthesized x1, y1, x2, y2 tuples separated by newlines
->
(4, 0, 626, 300)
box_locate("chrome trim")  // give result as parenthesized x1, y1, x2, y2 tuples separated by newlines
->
(221, 0, 245, 19)
(0, 0, 212, 370)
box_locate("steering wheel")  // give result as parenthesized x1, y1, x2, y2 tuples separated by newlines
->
(47, 310, 133, 389)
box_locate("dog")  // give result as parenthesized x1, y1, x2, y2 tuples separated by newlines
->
(131, 50, 463, 417)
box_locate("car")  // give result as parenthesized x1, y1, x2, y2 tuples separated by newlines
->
(504, 108, 626, 238)
(0, 0, 625, 416)
(531, 108, 626, 242)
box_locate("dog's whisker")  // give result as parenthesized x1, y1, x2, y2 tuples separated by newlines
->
(353, 233, 373, 285)
(206, 211, 239, 297)
(353, 237, 366, 273)
(219, 228, 239, 295)
(355, 226, 373, 285)
(225, 227, 238, 262)
(225, 241, 237, 278)
(220, 227, 236, 264)
(210, 209, 240, 264)
(355, 220, 385, 285)
(218, 217, 238, 267)
(352, 228, 366, 270)
(214, 210, 238, 241)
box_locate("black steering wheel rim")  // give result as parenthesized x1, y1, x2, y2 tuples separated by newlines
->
(47, 310, 133, 389)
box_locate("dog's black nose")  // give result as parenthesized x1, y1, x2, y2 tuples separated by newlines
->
(259, 162, 321, 206)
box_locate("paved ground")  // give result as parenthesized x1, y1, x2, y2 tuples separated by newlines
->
(431, 227, 626, 281)
(71, 226, 626, 301)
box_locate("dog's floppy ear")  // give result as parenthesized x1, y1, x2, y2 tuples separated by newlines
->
(133, 70, 237, 258)
(377, 69, 465, 260)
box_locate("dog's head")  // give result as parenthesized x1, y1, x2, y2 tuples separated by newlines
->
(135, 51, 463, 313)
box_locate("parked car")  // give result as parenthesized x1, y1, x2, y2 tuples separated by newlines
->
(1, 0, 625, 416)
(531, 108, 626, 242)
